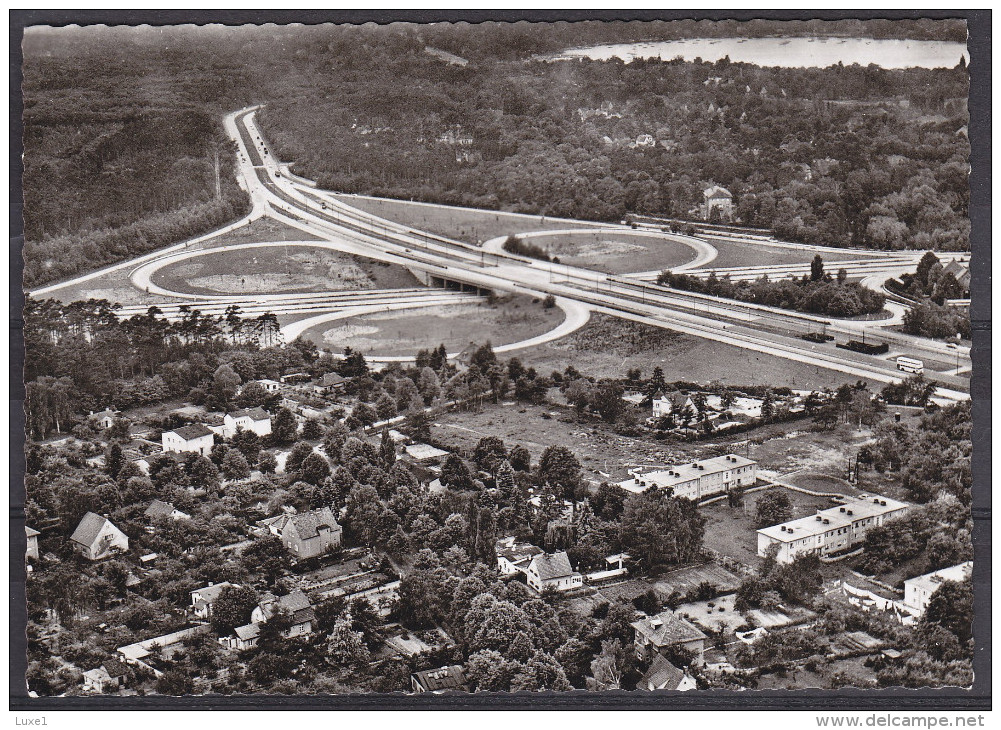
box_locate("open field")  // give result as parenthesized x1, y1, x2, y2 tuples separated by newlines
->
(700, 486, 852, 567)
(515, 313, 856, 391)
(652, 563, 743, 596)
(299, 295, 564, 357)
(702, 236, 884, 269)
(333, 194, 604, 244)
(430, 397, 906, 488)
(524, 230, 698, 274)
(151, 245, 419, 296)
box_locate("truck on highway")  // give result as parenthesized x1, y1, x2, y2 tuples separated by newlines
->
(895, 356, 925, 374)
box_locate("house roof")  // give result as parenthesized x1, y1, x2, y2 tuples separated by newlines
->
(321, 372, 346, 386)
(70, 512, 113, 548)
(497, 542, 544, 564)
(229, 407, 270, 422)
(144, 499, 178, 519)
(412, 665, 468, 692)
(631, 610, 708, 647)
(259, 589, 316, 625)
(290, 507, 341, 539)
(190, 582, 237, 604)
(642, 654, 687, 690)
(405, 443, 449, 461)
(25, 526, 40, 538)
(905, 561, 972, 596)
(703, 185, 732, 200)
(92, 408, 119, 420)
(168, 423, 215, 441)
(234, 623, 261, 641)
(530, 551, 576, 581)
(619, 454, 756, 493)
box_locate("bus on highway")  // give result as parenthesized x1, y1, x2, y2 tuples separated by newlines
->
(896, 356, 925, 374)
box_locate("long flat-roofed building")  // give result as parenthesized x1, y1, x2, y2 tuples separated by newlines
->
(757, 493, 909, 564)
(617, 454, 756, 501)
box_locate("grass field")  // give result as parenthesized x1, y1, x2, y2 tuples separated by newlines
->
(704, 236, 884, 269)
(521, 230, 698, 274)
(37, 216, 321, 305)
(299, 295, 564, 357)
(515, 313, 854, 391)
(151, 245, 419, 296)
(334, 194, 605, 244)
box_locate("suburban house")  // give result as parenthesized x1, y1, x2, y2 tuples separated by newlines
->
(259, 507, 342, 559)
(942, 259, 971, 295)
(144, 499, 191, 521)
(90, 408, 120, 429)
(631, 610, 708, 662)
(82, 659, 130, 693)
(25, 526, 40, 561)
(525, 551, 583, 593)
(222, 407, 272, 438)
(902, 562, 972, 617)
(757, 494, 909, 564)
(618, 454, 757, 501)
(702, 185, 733, 221)
(313, 372, 346, 395)
(255, 378, 282, 393)
(411, 665, 469, 693)
(70, 512, 129, 561)
(190, 582, 239, 619)
(495, 537, 545, 576)
(639, 655, 697, 691)
(161, 423, 215, 456)
(651, 391, 695, 419)
(221, 589, 317, 651)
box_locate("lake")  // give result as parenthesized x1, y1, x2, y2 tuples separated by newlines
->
(545, 36, 969, 70)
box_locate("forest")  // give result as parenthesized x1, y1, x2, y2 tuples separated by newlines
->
(21, 20, 970, 289)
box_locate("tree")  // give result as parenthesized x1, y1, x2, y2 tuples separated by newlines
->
(258, 452, 278, 474)
(538, 445, 583, 502)
(301, 418, 324, 441)
(211, 585, 259, 634)
(379, 429, 396, 467)
(301, 452, 331, 485)
(272, 407, 298, 446)
(222, 449, 251, 480)
(755, 490, 792, 528)
(327, 615, 371, 668)
(105, 443, 124, 479)
(923, 577, 973, 644)
(810, 254, 825, 282)
(375, 392, 398, 422)
(474, 436, 507, 474)
(618, 489, 706, 572)
(352, 403, 378, 427)
(509, 444, 532, 472)
(441, 454, 474, 491)
(590, 639, 629, 690)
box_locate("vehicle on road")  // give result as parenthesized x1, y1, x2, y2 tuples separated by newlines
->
(896, 356, 925, 374)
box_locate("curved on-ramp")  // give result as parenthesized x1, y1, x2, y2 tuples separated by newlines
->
(481, 228, 717, 272)
(281, 296, 590, 362)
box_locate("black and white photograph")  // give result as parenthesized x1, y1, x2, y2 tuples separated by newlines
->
(12, 12, 987, 709)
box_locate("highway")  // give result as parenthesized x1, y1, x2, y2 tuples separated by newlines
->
(25, 105, 970, 399)
(227, 107, 969, 398)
